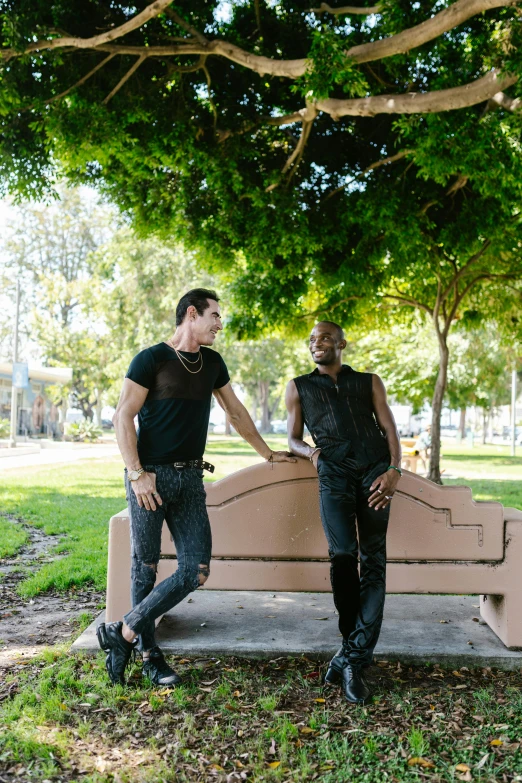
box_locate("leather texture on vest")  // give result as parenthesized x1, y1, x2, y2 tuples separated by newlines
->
(294, 365, 390, 465)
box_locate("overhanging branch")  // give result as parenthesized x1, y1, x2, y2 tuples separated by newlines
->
(3, 0, 520, 82)
(314, 70, 518, 117)
(310, 3, 381, 14)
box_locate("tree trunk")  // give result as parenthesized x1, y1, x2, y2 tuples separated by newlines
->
(259, 380, 271, 433)
(251, 395, 258, 424)
(225, 417, 231, 435)
(482, 409, 488, 445)
(459, 407, 466, 439)
(428, 336, 450, 484)
(95, 389, 103, 427)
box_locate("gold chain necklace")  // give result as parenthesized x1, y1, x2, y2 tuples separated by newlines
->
(167, 340, 204, 374)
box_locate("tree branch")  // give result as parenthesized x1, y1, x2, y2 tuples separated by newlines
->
(322, 149, 413, 203)
(314, 70, 518, 117)
(310, 3, 381, 14)
(4, 0, 519, 82)
(164, 8, 208, 44)
(25, 52, 116, 110)
(488, 90, 522, 112)
(2, 0, 175, 59)
(346, 0, 520, 65)
(440, 239, 492, 301)
(382, 294, 433, 316)
(102, 54, 147, 104)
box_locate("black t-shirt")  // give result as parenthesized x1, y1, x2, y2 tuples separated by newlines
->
(126, 342, 230, 465)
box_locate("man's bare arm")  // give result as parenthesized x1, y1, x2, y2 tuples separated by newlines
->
(368, 374, 402, 510)
(285, 380, 320, 468)
(213, 383, 295, 462)
(113, 378, 148, 470)
(371, 374, 402, 468)
(113, 378, 162, 511)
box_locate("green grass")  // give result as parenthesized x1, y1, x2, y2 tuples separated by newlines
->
(0, 436, 520, 598)
(0, 651, 521, 782)
(0, 459, 125, 597)
(441, 443, 522, 480)
(0, 515, 28, 558)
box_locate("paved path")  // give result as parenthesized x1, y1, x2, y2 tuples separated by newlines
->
(0, 443, 120, 471)
(73, 592, 522, 670)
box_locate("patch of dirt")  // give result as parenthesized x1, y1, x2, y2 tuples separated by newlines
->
(0, 515, 103, 665)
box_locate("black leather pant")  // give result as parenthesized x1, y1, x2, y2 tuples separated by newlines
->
(317, 454, 390, 666)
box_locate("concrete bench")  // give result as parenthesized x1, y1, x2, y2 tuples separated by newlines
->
(106, 461, 522, 649)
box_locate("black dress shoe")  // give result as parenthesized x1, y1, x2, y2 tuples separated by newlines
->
(324, 643, 348, 686)
(142, 647, 182, 686)
(342, 664, 370, 704)
(96, 622, 136, 685)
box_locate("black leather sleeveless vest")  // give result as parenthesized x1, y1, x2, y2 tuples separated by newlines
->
(293, 365, 390, 465)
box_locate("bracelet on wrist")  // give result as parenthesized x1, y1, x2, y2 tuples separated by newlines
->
(309, 448, 321, 463)
(387, 464, 402, 477)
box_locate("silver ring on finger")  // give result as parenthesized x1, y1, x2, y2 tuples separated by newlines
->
(385, 495, 392, 500)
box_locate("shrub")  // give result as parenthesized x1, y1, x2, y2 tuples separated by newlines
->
(66, 421, 102, 443)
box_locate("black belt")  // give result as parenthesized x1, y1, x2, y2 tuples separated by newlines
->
(172, 460, 215, 474)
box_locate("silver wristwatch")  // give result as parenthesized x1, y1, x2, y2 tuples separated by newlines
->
(128, 467, 145, 481)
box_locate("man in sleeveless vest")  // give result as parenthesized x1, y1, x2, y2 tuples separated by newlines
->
(286, 321, 402, 704)
(97, 288, 295, 686)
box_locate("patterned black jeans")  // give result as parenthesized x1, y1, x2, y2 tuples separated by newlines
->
(123, 465, 212, 651)
(317, 454, 390, 667)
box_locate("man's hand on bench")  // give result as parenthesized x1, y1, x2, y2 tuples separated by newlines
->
(368, 470, 400, 511)
(131, 472, 163, 511)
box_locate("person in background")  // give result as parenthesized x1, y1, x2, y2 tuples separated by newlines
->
(415, 424, 432, 473)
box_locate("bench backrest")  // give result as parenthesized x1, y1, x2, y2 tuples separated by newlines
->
(156, 461, 504, 562)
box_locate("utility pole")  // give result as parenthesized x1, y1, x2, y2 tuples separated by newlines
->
(511, 367, 517, 458)
(8, 280, 20, 449)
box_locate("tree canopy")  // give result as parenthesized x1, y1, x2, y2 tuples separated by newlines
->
(2, 1, 522, 321)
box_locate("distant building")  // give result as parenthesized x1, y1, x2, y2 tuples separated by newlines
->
(0, 362, 72, 437)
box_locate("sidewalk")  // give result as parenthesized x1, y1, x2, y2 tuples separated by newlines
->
(73, 592, 522, 670)
(0, 441, 120, 471)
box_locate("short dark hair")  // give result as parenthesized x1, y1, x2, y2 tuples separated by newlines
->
(315, 320, 345, 340)
(176, 288, 220, 326)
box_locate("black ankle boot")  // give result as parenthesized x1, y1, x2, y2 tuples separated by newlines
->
(342, 664, 370, 704)
(324, 642, 349, 686)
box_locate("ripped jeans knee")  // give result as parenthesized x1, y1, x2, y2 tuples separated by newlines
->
(132, 558, 158, 593)
(179, 560, 210, 592)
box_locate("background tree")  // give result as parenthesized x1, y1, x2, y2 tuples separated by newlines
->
(3, 189, 114, 419)
(446, 329, 515, 442)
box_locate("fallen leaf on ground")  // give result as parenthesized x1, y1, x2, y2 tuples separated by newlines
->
(314, 617, 329, 621)
(268, 761, 281, 769)
(300, 727, 315, 734)
(490, 739, 503, 746)
(314, 698, 326, 704)
(408, 757, 436, 768)
(475, 753, 489, 769)
(455, 763, 470, 772)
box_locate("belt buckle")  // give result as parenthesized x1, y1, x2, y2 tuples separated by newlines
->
(173, 461, 185, 469)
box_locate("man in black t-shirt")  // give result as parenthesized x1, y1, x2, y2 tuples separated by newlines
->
(97, 288, 294, 687)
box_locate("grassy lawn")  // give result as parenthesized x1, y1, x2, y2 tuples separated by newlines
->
(0, 515, 28, 559)
(1, 648, 521, 783)
(0, 439, 521, 781)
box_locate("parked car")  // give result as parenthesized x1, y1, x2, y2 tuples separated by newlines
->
(101, 418, 114, 430)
